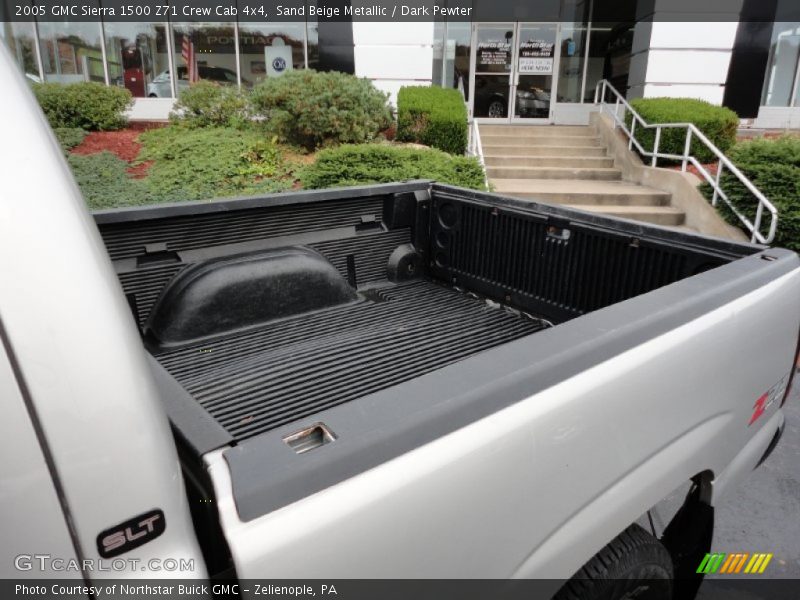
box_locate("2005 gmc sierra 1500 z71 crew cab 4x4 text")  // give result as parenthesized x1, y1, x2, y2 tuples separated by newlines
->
(0, 45, 798, 600)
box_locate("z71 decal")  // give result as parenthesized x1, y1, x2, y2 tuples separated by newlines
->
(749, 375, 789, 426)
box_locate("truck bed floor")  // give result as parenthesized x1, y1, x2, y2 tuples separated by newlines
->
(153, 279, 547, 440)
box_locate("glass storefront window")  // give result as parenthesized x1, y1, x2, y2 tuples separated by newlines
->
(432, 20, 444, 86)
(431, 20, 471, 94)
(238, 22, 305, 86)
(170, 22, 238, 95)
(38, 13, 105, 83)
(795, 69, 800, 108)
(558, 0, 590, 102)
(515, 24, 557, 118)
(1, 21, 39, 80)
(474, 24, 514, 118)
(3, 12, 318, 98)
(4, 5, 648, 117)
(103, 22, 170, 98)
(585, 22, 633, 98)
(306, 20, 319, 70)
(761, 23, 800, 108)
(446, 21, 471, 96)
(558, 23, 588, 103)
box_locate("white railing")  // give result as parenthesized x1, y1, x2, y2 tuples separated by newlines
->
(594, 80, 778, 244)
(462, 90, 489, 190)
(467, 117, 489, 190)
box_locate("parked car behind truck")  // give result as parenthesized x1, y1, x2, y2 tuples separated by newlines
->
(1, 46, 798, 599)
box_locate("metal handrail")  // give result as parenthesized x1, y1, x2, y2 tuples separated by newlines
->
(460, 87, 489, 189)
(466, 111, 489, 190)
(593, 80, 778, 244)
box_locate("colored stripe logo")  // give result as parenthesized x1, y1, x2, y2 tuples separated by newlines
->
(697, 553, 773, 574)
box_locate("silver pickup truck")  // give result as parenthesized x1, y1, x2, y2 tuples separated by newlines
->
(1, 46, 798, 600)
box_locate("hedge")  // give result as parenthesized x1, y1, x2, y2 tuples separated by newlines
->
(396, 86, 468, 155)
(702, 136, 800, 250)
(628, 98, 739, 164)
(170, 81, 252, 129)
(250, 70, 393, 150)
(33, 82, 132, 131)
(300, 143, 486, 190)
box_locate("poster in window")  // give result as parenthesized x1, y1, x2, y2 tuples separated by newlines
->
(518, 57, 553, 74)
(517, 39, 554, 75)
(477, 40, 512, 70)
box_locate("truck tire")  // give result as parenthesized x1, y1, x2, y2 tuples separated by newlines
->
(554, 524, 673, 600)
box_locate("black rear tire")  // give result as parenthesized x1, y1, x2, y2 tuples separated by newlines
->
(553, 524, 673, 600)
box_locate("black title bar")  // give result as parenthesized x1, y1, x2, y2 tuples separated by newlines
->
(2, 0, 799, 22)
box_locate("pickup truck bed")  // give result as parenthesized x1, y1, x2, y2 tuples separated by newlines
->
(95, 181, 781, 522)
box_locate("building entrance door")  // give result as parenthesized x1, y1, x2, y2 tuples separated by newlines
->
(471, 22, 560, 122)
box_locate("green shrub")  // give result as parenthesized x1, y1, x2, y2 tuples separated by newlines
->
(67, 152, 149, 210)
(396, 86, 468, 154)
(137, 126, 293, 202)
(300, 143, 486, 190)
(33, 82, 132, 130)
(250, 70, 393, 150)
(54, 127, 87, 151)
(628, 98, 739, 164)
(701, 136, 800, 250)
(170, 81, 252, 128)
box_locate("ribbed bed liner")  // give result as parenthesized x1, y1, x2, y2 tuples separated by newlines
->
(154, 279, 547, 441)
(117, 229, 411, 327)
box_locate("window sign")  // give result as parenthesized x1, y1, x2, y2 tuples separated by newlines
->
(265, 39, 293, 77)
(518, 38, 554, 75)
(518, 57, 553, 74)
(477, 41, 512, 70)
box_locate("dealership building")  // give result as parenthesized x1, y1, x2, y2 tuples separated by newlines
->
(2, 0, 800, 127)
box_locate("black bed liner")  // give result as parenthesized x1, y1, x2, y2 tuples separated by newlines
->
(153, 279, 547, 441)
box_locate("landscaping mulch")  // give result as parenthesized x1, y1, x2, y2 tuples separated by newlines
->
(72, 130, 142, 162)
(70, 128, 156, 179)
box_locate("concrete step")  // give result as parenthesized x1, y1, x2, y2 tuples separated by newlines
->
(564, 205, 686, 226)
(482, 134, 602, 147)
(490, 179, 672, 206)
(478, 125, 595, 137)
(482, 144, 608, 157)
(487, 166, 622, 180)
(481, 129, 685, 228)
(483, 155, 615, 168)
